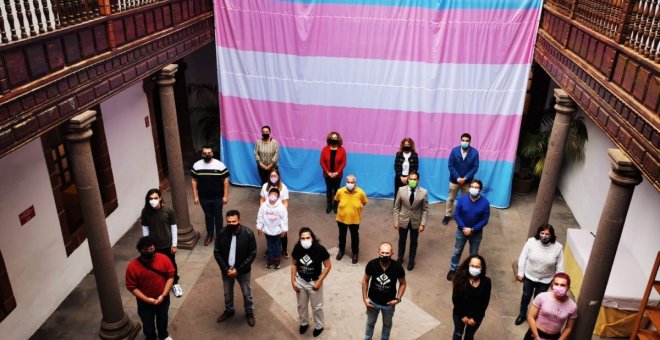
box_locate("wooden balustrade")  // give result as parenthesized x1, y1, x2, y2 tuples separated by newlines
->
(110, 0, 161, 13)
(546, 0, 575, 16)
(623, 0, 660, 61)
(574, 0, 624, 39)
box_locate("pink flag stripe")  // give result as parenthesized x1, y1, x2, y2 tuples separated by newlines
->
(220, 95, 521, 162)
(215, 0, 540, 65)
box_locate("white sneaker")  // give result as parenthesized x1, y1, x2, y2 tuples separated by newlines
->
(164, 337, 174, 340)
(172, 284, 183, 298)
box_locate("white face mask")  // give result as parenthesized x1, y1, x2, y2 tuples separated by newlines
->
(346, 183, 355, 191)
(268, 195, 279, 202)
(469, 188, 480, 197)
(149, 199, 160, 208)
(301, 240, 312, 249)
(270, 176, 278, 184)
(468, 267, 481, 277)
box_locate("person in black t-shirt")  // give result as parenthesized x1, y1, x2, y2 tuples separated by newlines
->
(290, 227, 332, 337)
(362, 242, 407, 340)
(451, 254, 491, 340)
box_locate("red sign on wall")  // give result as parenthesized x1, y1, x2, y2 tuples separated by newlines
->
(145, 116, 150, 128)
(19, 205, 36, 226)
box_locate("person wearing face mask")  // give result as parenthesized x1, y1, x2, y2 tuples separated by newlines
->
(393, 171, 429, 270)
(451, 255, 491, 340)
(141, 189, 183, 298)
(334, 174, 368, 264)
(290, 228, 332, 337)
(191, 145, 230, 246)
(256, 188, 289, 269)
(254, 125, 279, 185)
(443, 133, 480, 226)
(320, 131, 347, 214)
(214, 210, 258, 327)
(524, 273, 577, 340)
(125, 236, 175, 340)
(393, 137, 419, 201)
(515, 224, 565, 326)
(362, 242, 406, 340)
(446, 179, 490, 281)
(259, 168, 290, 257)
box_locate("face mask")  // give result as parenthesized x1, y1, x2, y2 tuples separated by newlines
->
(540, 235, 551, 244)
(226, 223, 240, 232)
(268, 195, 279, 202)
(149, 199, 160, 208)
(203, 155, 212, 162)
(553, 285, 567, 297)
(262, 133, 270, 139)
(461, 141, 470, 149)
(469, 267, 481, 277)
(270, 176, 278, 184)
(403, 146, 411, 152)
(379, 255, 391, 264)
(140, 251, 155, 261)
(408, 180, 418, 189)
(328, 139, 338, 145)
(301, 240, 312, 249)
(346, 183, 355, 191)
(469, 188, 480, 197)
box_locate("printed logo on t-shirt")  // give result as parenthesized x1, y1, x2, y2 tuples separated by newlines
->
(376, 273, 391, 286)
(300, 255, 313, 266)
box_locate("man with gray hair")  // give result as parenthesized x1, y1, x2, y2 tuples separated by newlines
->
(334, 174, 368, 264)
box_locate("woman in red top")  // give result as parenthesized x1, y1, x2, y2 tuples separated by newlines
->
(320, 131, 347, 214)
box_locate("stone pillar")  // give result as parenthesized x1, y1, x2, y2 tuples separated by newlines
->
(65, 110, 141, 339)
(571, 149, 642, 340)
(527, 88, 576, 237)
(157, 64, 199, 249)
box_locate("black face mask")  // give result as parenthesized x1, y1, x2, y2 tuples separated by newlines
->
(203, 155, 213, 162)
(379, 255, 391, 264)
(402, 146, 411, 152)
(328, 139, 338, 145)
(262, 133, 270, 140)
(140, 251, 155, 261)
(227, 224, 240, 233)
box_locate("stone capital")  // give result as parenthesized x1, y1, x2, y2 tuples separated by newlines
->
(156, 64, 179, 87)
(608, 148, 643, 187)
(553, 88, 576, 115)
(65, 110, 96, 142)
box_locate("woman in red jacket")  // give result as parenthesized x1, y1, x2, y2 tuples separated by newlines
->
(320, 131, 347, 214)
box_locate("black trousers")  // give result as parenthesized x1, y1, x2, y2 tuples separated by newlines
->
(324, 176, 341, 206)
(337, 222, 359, 255)
(137, 295, 170, 340)
(398, 222, 419, 260)
(524, 328, 560, 340)
(258, 166, 270, 185)
(155, 248, 179, 284)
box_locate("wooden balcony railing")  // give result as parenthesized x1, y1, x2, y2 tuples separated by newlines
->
(546, 0, 660, 63)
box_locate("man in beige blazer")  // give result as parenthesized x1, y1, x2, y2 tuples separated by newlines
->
(393, 171, 429, 271)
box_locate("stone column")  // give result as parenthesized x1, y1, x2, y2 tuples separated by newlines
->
(527, 88, 576, 236)
(571, 149, 642, 340)
(65, 110, 140, 339)
(157, 64, 199, 249)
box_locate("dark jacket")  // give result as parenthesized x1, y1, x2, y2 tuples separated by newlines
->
(448, 146, 479, 184)
(452, 276, 491, 321)
(214, 225, 257, 275)
(394, 151, 419, 177)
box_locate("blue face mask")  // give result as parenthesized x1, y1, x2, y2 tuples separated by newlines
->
(461, 141, 470, 149)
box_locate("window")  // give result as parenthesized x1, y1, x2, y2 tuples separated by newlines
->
(0, 249, 16, 322)
(40, 108, 118, 256)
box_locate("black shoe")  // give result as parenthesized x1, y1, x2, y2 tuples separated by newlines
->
(407, 258, 415, 271)
(313, 328, 324, 337)
(352, 254, 358, 264)
(246, 313, 255, 327)
(216, 310, 235, 323)
(326, 205, 332, 214)
(442, 216, 450, 225)
(299, 324, 309, 334)
(446, 270, 455, 281)
(336, 250, 344, 261)
(515, 315, 526, 325)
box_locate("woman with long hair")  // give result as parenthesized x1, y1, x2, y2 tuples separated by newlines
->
(320, 131, 346, 214)
(393, 137, 419, 199)
(524, 273, 577, 340)
(451, 254, 491, 340)
(259, 168, 290, 257)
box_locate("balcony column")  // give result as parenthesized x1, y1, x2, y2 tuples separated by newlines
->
(571, 149, 642, 340)
(527, 88, 575, 236)
(65, 110, 141, 340)
(157, 64, 199, 249)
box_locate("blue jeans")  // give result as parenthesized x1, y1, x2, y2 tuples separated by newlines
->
(365, 301, 395, 340)
(519, 277, 550, 317)
(265, 234, 282, 260)
(450, 230, 483, 270)
(199, 197, 223, 237)
(137, 295, 170, 340)
(452, 313, 482, 340)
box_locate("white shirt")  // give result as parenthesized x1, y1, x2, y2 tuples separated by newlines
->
(402, 152, 412, 176)
(461, 148, 468, 160)
(517, 237, 565, 283)
(260, 183, 290, 203)
(228, 235, 236, 267)
(256, 200, 289, 236)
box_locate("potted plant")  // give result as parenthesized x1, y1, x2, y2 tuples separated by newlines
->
(512, 110, 588, 194)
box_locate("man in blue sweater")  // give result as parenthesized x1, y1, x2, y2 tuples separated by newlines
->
(446, 179, 490, 281)
(443, 133, 479, 225)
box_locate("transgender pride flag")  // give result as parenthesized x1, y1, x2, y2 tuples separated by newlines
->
(214, 0, 543, 208)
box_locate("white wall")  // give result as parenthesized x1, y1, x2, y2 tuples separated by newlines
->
(558, 114, 660, 280)
(0, 83, 159, 339)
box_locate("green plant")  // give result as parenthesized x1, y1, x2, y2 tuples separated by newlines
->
(517, 111, 588, 179)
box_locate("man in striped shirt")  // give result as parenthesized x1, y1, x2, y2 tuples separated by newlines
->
(191, 145, 230, 246)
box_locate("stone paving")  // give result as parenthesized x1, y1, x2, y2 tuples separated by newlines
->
(33, 178, 596, 340)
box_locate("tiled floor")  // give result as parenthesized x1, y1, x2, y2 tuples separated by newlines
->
(32, 179, 586, 340)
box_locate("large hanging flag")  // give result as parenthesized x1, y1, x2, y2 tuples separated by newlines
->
(215, 0, 542, 208)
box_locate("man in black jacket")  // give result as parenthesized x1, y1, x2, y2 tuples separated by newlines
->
(214, 210, 257, 327)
